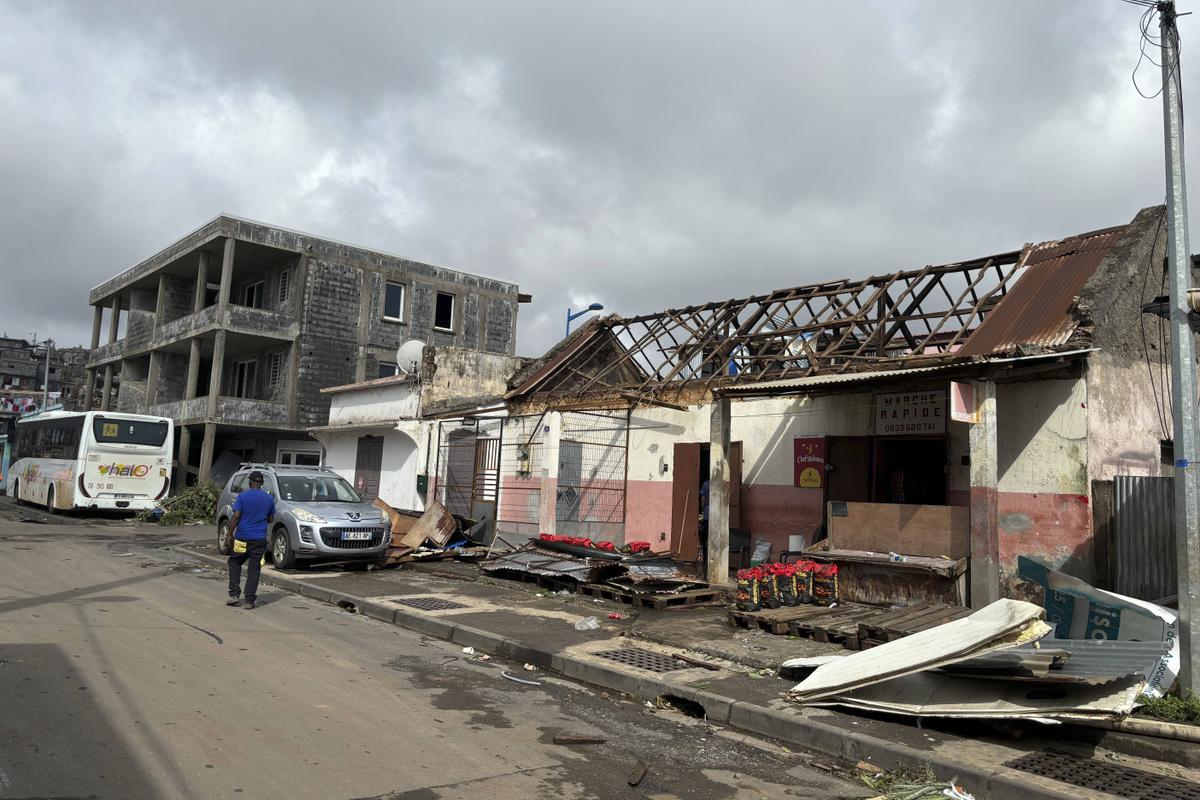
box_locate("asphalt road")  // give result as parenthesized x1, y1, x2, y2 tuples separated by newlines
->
(0, 503, 868, 800)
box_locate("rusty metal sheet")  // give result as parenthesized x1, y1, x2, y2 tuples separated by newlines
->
(959, 226, 1127, 356)
(481, 543, 618, 583)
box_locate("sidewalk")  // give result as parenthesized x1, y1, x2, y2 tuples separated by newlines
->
(179, 541, 1200, 800)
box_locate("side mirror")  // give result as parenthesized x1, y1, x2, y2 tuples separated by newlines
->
(231, 487, 241, 494)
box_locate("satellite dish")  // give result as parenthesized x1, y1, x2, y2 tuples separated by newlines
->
(396, 339, 426, 375)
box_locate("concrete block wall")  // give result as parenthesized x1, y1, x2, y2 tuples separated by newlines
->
(157, 353, 190, 403)
(162, 274, 195, 323)
(296, 261, 361, 428)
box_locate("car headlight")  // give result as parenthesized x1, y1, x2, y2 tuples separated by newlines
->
(291, 508, 325, 524)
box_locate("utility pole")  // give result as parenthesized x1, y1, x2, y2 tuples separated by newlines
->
(1160, 1, 1200, 696)
(41, 339, 53, 411)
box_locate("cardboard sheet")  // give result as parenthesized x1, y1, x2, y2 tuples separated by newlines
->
(790, 599, 1050, 701)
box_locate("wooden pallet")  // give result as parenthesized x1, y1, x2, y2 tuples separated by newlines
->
(728, 603, 849, 635)
(856, 603, 972, 648)
(791, 606, 893, 650)
(578, 583, 722, 610)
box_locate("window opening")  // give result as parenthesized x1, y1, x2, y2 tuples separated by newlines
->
(434, 292, 455, 331)
(384, 282, 405, 321)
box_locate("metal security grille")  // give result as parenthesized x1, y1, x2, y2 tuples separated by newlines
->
(497, 414, 545, 525)
(1005, 752, 1200, 799)
(392, 597, 469, 611)
(592, 647, 689, 674)
(555, 410, 629, 535)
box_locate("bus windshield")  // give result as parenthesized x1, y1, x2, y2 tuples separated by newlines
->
(92, 417, 170, 447)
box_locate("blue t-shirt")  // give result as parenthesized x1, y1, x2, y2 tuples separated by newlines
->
(232, 488, 275, 541)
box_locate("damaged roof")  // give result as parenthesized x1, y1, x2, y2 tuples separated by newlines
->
(510, 208, 1154, 402)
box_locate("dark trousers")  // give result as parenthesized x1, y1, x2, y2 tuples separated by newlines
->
(228, 539, 268, 602)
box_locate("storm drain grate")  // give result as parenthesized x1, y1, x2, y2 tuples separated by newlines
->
(392, 597, 468, 612)
(592, 647, 689, 674)
(1005, 752, 1200, 799)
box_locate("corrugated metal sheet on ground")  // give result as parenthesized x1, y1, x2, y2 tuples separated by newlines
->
(958, 225, 1127, 356)
(945, 638, 1171, 683)
(481, 544, 615, 583)
(1112, 475, 1176, 602)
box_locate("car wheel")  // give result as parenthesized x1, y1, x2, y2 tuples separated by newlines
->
(272, 527, 296, 570)
(216, 519, 233, 555)
(46, 485, 59, 515)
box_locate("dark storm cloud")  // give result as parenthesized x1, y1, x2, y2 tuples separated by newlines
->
(0, 1, 1191, 353)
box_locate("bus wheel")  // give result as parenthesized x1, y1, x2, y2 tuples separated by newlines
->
(46, 485, 60, 515)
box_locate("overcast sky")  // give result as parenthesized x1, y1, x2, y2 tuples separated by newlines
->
(0, 1, 1193, 355)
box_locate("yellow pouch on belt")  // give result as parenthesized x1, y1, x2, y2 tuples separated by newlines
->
(233, 539, 247, 554)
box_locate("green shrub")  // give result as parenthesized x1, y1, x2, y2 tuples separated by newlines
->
(1136, 692, 1200, 726)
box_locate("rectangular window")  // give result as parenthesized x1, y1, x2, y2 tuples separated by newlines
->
(242, 281, 265, 309)
(434, 291, 455, 331)
(383, 282, 404, 321)
(268, 352, 284, 389)
(91, 416, 168, 447)
(234, 359, 257, 398)
(278, 268, 293, 304)
(378, 361, 400, 379)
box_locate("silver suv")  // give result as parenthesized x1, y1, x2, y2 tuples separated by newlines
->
(215, 464, 390, 568)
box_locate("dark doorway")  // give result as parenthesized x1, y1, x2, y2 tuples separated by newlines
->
(873, 438, 947, 505)
(353, 435, 384, 500)
(826, 436, 872, 504)
(670, 441, 742, 563)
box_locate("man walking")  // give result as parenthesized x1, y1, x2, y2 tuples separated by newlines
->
(227, 471, 274, 609)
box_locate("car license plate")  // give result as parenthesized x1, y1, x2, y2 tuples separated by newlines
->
(112, 493, 135, 499)
(341, 531, 371, 541)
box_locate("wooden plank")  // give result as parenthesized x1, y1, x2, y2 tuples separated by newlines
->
(826, 501, 969, 559)
(399, 499, 457, 549)
(856, 603, 938, 637)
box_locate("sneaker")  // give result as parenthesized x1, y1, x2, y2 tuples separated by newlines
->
(244, 600, 257, 610)
(226, 597, 242, 607)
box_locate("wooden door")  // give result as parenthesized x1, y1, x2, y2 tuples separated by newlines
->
(671, 443, 702, 560)
(353, 435, 384, 501)
(826, 436, 872, 504)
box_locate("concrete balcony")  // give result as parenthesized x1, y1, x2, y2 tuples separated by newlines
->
(149, 396, 289, 427)
(87, 305, 298, 370)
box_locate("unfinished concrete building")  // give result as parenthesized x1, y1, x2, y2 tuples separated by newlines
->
(84, 216, 525, 485)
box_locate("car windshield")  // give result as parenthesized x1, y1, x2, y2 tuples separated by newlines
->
(277, 475, 362, 503)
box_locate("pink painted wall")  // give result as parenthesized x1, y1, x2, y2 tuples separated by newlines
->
(625, 479, 673, 547)
(998, 490, 1093, 580)
(740, 484, 824, 557)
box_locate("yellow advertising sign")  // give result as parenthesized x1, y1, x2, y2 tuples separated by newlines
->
(102, 423, 118, 438)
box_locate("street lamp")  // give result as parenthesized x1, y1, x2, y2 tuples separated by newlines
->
(566, 303, 604, 336)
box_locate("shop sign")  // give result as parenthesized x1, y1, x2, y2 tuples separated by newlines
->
(793, 437, 826, 489)
(876, 390, 946, 435)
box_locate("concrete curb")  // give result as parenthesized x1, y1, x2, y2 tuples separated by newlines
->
(178, 546, 1084, 800)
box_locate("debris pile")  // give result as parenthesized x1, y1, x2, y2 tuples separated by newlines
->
(786, 595, 1177, 723)
(373, 498, 489, 564)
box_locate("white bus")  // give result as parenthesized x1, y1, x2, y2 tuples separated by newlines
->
(6, 410, 174, 512)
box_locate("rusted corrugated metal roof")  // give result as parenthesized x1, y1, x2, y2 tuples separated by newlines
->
(958, 225, 1128, 356)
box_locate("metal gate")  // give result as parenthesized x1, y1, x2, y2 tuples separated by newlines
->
(435, 418, 502, 520)
(496, 413, 545, 530)
(555, 410, 628, 539)
(1112, 475, 1176, 601)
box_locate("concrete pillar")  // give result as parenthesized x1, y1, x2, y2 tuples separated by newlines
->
(217, 237, 235, 320)
(176, 425, 192, 487)
(83, 305, 103, 409)
(969, 380, 1000, 607)
(107, 296, 121, 344)
(146, 351, 161, 407)
(154, 274, 168, 328)
(198, 422, 217, 486)
(184, 339, 201, 400)
(538, 412, 562, 535)
(706, 394, 732, 585)
(206, 330, 226, 417)
(100, 364, 113, 411)
(194, 252, 209, 313)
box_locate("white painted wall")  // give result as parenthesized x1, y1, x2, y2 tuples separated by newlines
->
(996, 377, 1088, 495)
(322, 427, 422, 511)
(327, 381, 419, 425)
